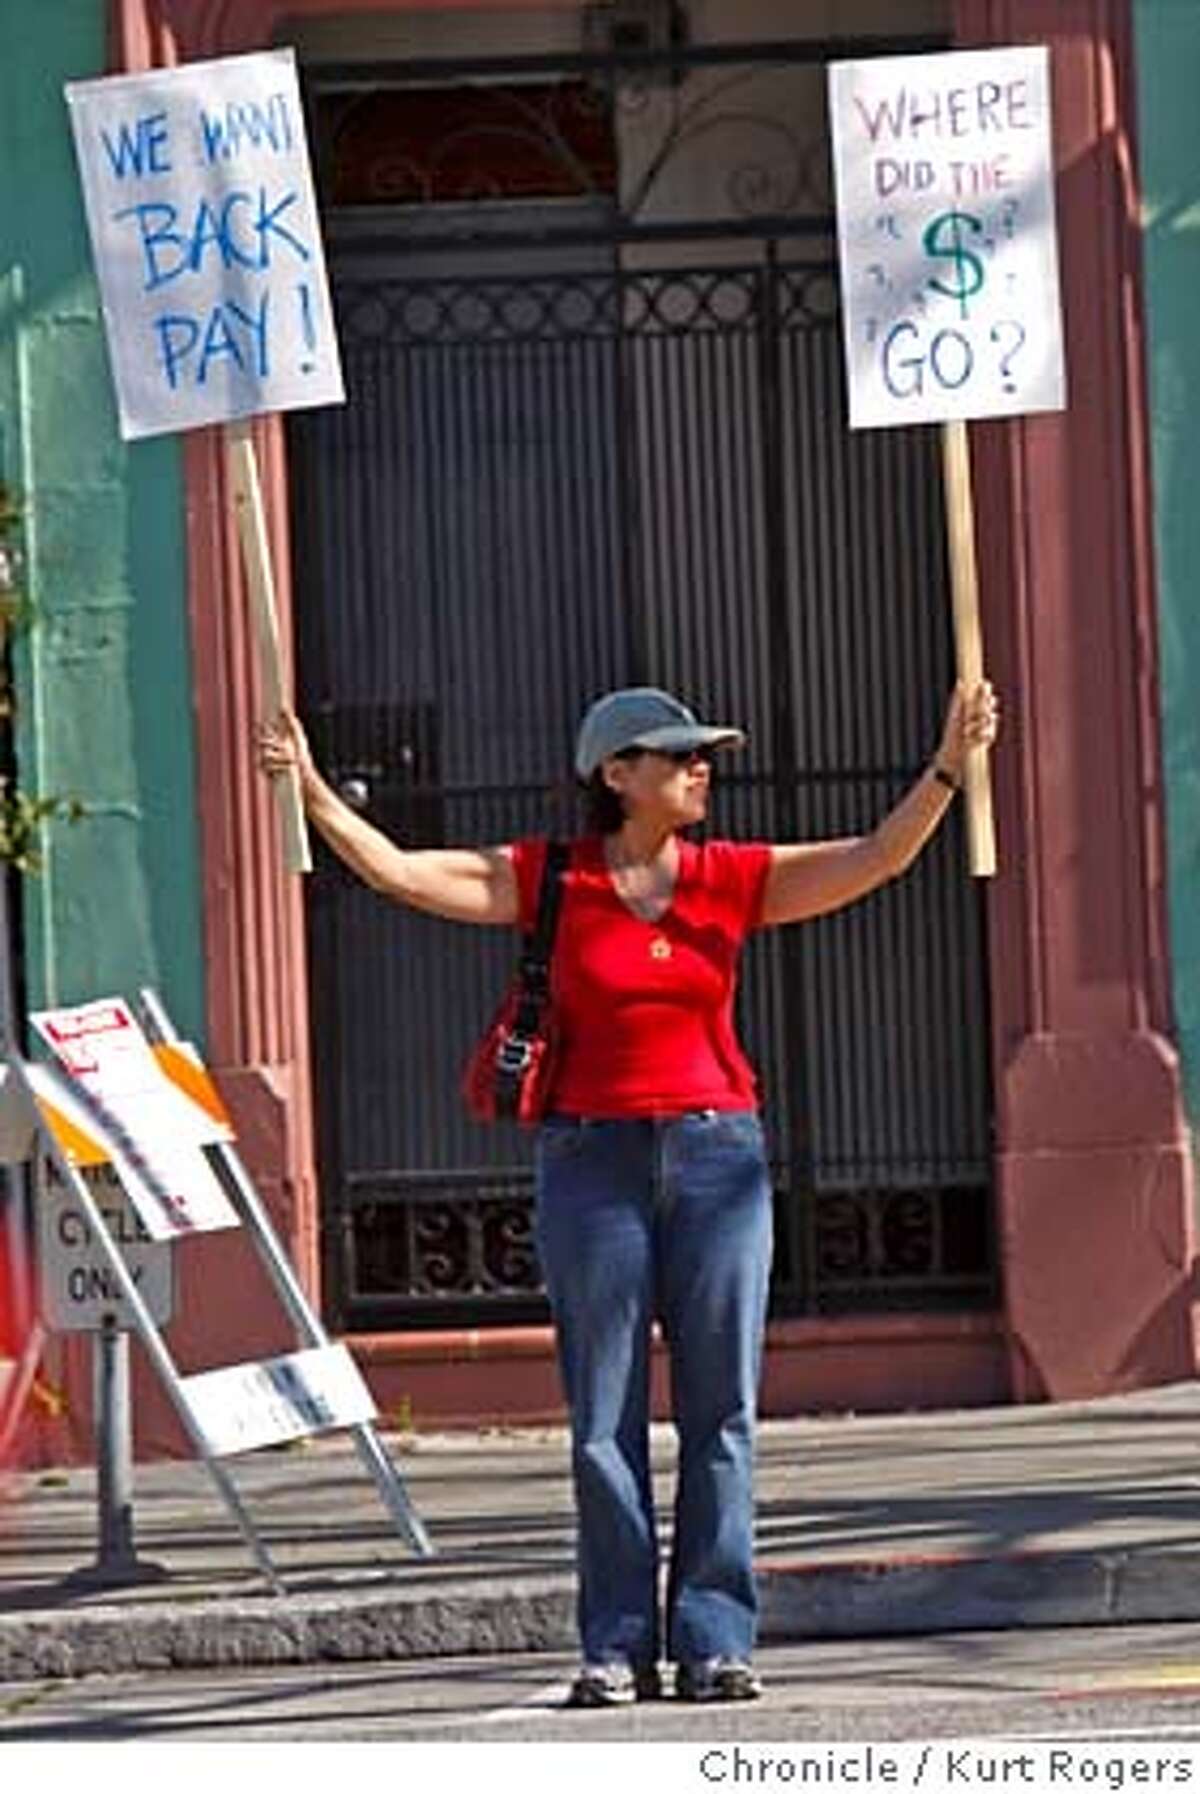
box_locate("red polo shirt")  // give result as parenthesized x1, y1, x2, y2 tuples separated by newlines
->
(510, 834, 772, 1117)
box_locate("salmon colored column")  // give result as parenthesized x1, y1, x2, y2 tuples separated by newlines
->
(105, 1, 327, 1452)
(955, 0, 1197, 1395)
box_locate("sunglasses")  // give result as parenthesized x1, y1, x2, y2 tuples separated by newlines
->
(614, 745, 715, 768)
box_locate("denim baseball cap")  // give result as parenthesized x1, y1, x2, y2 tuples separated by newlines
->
(574, 687, 746, 780)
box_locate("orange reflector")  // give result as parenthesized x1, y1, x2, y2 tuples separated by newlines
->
(34, 1097, 109, 1168)
(151, 1043, 234, 1133)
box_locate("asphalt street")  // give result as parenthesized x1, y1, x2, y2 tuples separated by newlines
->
(9, 1623, 1200, 1743)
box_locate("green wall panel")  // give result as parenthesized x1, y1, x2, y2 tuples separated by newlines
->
(0, 1, 205, 1045)
(1135, 1, 1200, 1124)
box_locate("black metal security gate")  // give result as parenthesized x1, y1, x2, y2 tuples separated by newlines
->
(288, 32, 996, 1333)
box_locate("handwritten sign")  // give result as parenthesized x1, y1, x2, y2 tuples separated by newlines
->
(828, 46, 1065, 429)
(65, 48, 344, 441)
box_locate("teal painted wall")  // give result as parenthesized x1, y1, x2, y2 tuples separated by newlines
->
(1135, 2, 1200, 1125)
(0, 2, 205, 1043)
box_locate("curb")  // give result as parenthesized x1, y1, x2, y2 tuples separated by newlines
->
(6, 1549, 1200, 1681)
(0, 1580, 577, 1681)
(758, 1548, 1200, 1638)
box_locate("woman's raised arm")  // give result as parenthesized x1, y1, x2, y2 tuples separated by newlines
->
(759, 680, 999, 928)
(258, 708, 520, 926)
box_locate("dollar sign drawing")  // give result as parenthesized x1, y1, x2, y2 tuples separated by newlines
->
(922, 211, 986, 319)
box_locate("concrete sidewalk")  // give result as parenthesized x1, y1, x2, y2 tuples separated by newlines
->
(5, 1381, 1200, 1680)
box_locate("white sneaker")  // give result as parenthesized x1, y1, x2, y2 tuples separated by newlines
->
(566, 1662, 663, 1707)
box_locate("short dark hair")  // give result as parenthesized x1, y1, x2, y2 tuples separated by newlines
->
(581, 770, 626, 835)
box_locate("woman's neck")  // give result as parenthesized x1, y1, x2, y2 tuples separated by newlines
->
(606, 820, 676, 868)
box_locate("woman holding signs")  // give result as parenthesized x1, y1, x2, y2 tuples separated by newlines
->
(259, 675, 998, 1706)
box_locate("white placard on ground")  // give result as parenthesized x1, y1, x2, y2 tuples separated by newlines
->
(181, 1344, 378, 1457)
(65, 47, 345, 440)
(829, 45, 1066, 429)
(37, 1160, 174, 1331)
(30, 999, 239, 1239)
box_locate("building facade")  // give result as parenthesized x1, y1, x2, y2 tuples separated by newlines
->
(3, 0, 1196, 1457)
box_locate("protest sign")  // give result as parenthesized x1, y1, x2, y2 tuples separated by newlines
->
(65, 48, 343, 441)
(828, 44, 1065, 430)
(66, 48, 333, 871)
(828, 46, 1067, 875)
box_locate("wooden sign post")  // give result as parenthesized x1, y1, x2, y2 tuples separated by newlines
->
(65, 48, 346, 875)
(829, 45, 1068, 879)
(941, 419, 996, 878)
(226, 422, 311, 873)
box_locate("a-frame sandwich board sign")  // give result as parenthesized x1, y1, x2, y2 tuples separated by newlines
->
(2, 994, 430, 1589)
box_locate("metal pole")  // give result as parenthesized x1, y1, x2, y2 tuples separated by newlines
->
(95, 1317, 133, 1561)
(137, 988, 434, 1559)
(62, 1315, 168, 1590)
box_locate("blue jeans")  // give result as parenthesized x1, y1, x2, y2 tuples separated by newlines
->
(534, 1110, 773, 1668)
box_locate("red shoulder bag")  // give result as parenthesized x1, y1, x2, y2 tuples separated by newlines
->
(461, 841, 568, 1125)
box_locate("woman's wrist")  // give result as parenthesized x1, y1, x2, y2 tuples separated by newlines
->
(930, 760, 961, 793)
(295, 761, 329, 813)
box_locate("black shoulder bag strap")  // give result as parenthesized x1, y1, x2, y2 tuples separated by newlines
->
(495, 840, 569, 1116)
